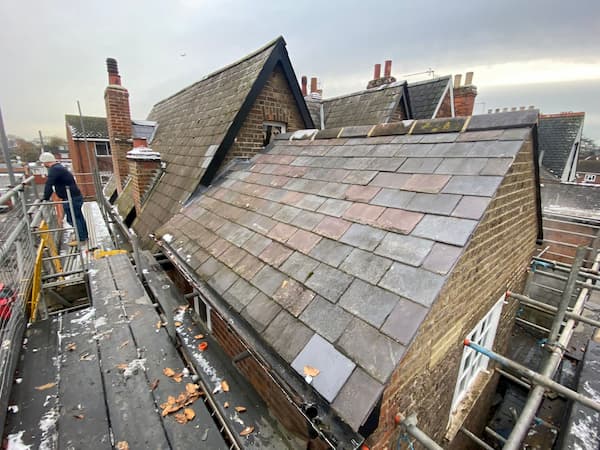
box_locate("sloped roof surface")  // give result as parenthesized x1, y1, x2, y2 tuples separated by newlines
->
(407, 76, 451, 119)
(66, 115, 108, 139)
(156, 112, 536, 431)
(131, 120, 158, 142)
(305, 98, 321, 128)
(577, 159, 600, 174)
(539, 113, 584, 178)
(322, 83, 407, 128)
(133, 39, 281, 241)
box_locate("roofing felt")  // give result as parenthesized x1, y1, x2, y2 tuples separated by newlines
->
(155, 111, 537, 431)
(539, 113, 584, 178)
(133, 37, 311, 243)
(65, 115, 108, 139)
(407, 76, 451, 119)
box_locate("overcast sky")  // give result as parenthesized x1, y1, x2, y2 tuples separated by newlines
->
(1, 0, 599, 142)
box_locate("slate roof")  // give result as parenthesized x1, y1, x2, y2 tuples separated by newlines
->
(305, 98, 321, 128)
(131, 119, 158, 143)
(577, 159, 600, 174)
(407, 76, 452, 119)
(133, 37, 313, 243)
(539, 112, 584, 179)
(155, 110, 539, 433)
(66, 115, 108, 139)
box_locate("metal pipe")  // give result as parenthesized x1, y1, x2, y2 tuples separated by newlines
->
(533, 269, 600, 292)
(495, 368, 531, 390)
(399, 414, 443, 450)
(0, 176, 34, 205)
(515, 317, 550, 334)
(42, 269, 85, 280)
(460, 428, 494, 450)
(484, 426, 506, 444)
(66, 187, 86, 271)
(0, 105, 16, 186)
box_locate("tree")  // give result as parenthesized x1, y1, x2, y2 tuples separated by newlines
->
(579, 136, 600, 159)
(14, 138, 40, 162)
(45, 136, 67, 153)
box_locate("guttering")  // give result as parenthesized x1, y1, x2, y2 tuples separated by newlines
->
(154, 237, 363, 450)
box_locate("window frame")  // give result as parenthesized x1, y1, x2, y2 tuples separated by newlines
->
(584, 174, 596, 183)
(94, 141, 111, 157)
(262, 121, 286, 146)
(451, 296, 504, 410)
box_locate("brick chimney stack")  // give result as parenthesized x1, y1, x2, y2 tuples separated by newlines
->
(127, 138, 161, 215)
(104, 57, 133, 193)
(453, 71, 478, 117)
(301, 76, 308, 96)
(367, 60, 397, 89)
(309, 77, 322, 100)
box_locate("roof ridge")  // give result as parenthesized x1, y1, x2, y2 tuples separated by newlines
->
(65, 114, 106, 121)
(322, 81, 407, 104)
(540, 112, 585, 119)
(407, 75, 451, 87)
(152, 36, 285, 108)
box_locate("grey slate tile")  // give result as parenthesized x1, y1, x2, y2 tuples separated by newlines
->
(305, 263, 353, 303)
(242, 233, 272, 256)
(339, 279, 398, 328)
(291, 334, 355, 402)
(343, 170, 377, 185)
(299, 296, 353, 343)
(397, 157, 442, 173)
(223, 278, 258, 312)
(369, 172, 411, 189)
(280, 251, 320, 283)
(480, 158, 513, 176)
(405, 193, 461, 215)
(381, 299, 428, 345)
(467, 110, 538, 131)
(337, 318, 405, 383)
(442, 175, 503, 197)
(273, 278, 315, 317)
(500, 128, 531, 141)
(309, 238, 354, 268)
(251, 265, 286, 296)
(419, 132, 459, 143)
(198, 257, 225, 280)
(340, 223, 387, 251)
(290, 210, 325, 230)
(422, 242, 463, 275)
(317, 198, 352, 217)
(297, 194, 326, 211)
(374, 233, 433, 266)
(412, 215, 478, 246)
(451, 196, 491, 220)
(241, 292, 282, 332)
(318, 182, 349, 199)
(332, 368, 384, 431)
(434, 157, 488, 175)
(273, 205, 301, 223)
(208, 266, 239, 293)
(394, 142, 433, 156)
(468, 140, 522, 157)
(370, 189, 415, 209)
(263, 310, 314, 363)
(339, 248, 392, 285)
(379, 263, 445, 307)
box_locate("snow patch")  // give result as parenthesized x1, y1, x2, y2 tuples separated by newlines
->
(123, 359, 147, 378)
(71, 308, 95, 324)
(162, 233, 173, 243)
(571, 411, 600, 450)
(6, 430, 31, 449)
(8, 405, 19, 413)
(94, 316, 107, 328)
(230, 411, 245, 426)
(38, 409, 59, 450)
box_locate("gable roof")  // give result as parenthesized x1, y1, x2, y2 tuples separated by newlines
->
(154, 110, 539, 437)
(65, 115, 157, 141)
(407, 76, 452, 119)
(539, 112, 585, 179)
(133, 37, 314, 243)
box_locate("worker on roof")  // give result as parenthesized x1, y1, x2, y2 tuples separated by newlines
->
(39, 152, 89, 247)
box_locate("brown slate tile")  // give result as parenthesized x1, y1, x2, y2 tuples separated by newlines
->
(343, 203, 385, 225)
(263, 310, 314, 363)
(402, 174, 450, 193)
(344, 185, 381, 203)
(343, 170, 378, 185)
(241, 292, 282, 333)
(220, 245, 247, 268)
(376, 208, 423, 234)
(241, 233, 272, 256)
(233, 253, 264, 280)
(381, 299, 428, 345)
(268, 222, 297, 243)
(422, 242, 463, 275)
(207, 238, 232, 258)
(314, 216, 352, 240)
(258, 241, 293, 267)
(369, 172, 410, 189)
(281, 190, 305, 205)
(287, 229, 322, 254)
(273, 279, 315, 317)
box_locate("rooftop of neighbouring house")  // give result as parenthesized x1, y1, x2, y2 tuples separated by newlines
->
(577, 158, 600, 174)
(65, 115, 157, 141)
(538, 112, 585, 178)
(155, 109, 540, 432)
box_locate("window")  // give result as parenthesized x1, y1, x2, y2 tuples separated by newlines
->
(263, 121, 286, 146)
(584, 174, 596, 183)
(192, 293, 211, 331)
(451, 296, 504, 410)
(95, 142, 111, 156)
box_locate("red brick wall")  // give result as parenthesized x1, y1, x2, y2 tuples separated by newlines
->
(435, 89, 453, 118)
(542, 216, 598, 265)
(367, 138, 539, 448)
(128, 158, 160, 215)
(105, 85, 133, 192)
(454, 86, 478, 117)
(66, 126, 102, 199)
(222, 65, 306, 166)
(575, 172, 600, 185)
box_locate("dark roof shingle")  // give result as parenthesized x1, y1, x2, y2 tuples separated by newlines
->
(539, 112, 585, 179)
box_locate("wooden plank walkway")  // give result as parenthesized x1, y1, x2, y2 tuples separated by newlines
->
(4, 253, 229, 449)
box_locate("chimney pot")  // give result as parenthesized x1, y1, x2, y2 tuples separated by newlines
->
(511, 107, 517, 111)
(529, 105, 535, 109)
(454, 74, 462, 87)
(488, 109, 492, 114)
(465, 71, 474, 85)
(310, 77, 318, 94)
(106, 57, 121, 85)
(503, 107, 508, 112)
(374, 64, 381, 80)
(301, 76, 308, 96)
(133, 138, 147, 148)
(384, 60, 392, 78)
(495, 108, 500, 113)
(520, 106, 526, 110)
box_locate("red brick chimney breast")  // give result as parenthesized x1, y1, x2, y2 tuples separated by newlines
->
(453, 71, 478, 117)
(127, 141, 161, 215)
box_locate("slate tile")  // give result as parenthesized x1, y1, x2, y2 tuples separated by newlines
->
(391, 134, 423, 144)
(422, 242, 463, 275)
(412, 215, 478, 246)
(337, 318, 405, 383)
(370, 189, 415, 209)
(241, 233, 272, 256)
(198, 257, 224, 280)
(268, 222, 297, 243)
(272, 205, 301, 224)
(238, 211, 276, 234)
(366, 157, 405, 172)
(434, 157, 488, 175)
(379, 263, 445, 307)
(299, 296, 353, 343)
(290, 210, 324, 231)
(339, 279, 398, 328)
(281, 190, 305, 205)
(280, 251, 320, 283)
(344, 185, 381, 202)
(297, 194, 326, 211)
(394, 142, 433, 156)
(233, 253, 264, 281)
(369, 172, 410, 189)
(317, 198, 352, 217)
(480, 158, 513, 176)
(208, 266, 239, 293)
(339, 125, 373, 138)
(251, 266, 286, 296)
(342, 157, 375, 170)
(381, 299, 429, 345)
(314, 216, 352, 240)
(318, 182, 349, 199)
(332, 368, 384, 431)
(442, 175, 502, 196)
(263, 310, 314, 363)
(258, 241, 293, 266)
(207, 238, 232, 258)
(343, 170, 377, 185)
(273, 278, 315, 317)
(376, 208, 423, 234)
(309, 239, 354, 268)
(340, 249, 392, 285)
(456, 130, 503, 142)
(405, 193, 461, 215)
(374, 233, 433, 266)
(220, 245, 247, 268)
(468, 140, 522, 157)
(305, 263, 353, 303)
(291, 334, 355, 402)
(397, 157, 442, 174)
(241, 292, 282, 332)
(343, 203, 385, 224)
(340, 223, 387, 251)
(223, 278, 258, 312)
(500, 128, 531, 141)
(402, 174, 450, 193)
(467, 110, 538, 131)
(444, 142, 476, 157)
(451, 196, 491, 220)
(287, 229, 321, 254)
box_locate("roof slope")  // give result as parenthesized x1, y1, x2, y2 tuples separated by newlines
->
(322, 82, 408, 128)
(65, 115, 108, 139)
(407, 76, 451, 119)
(539, 112, 584, 179)
(156, 111, 538, 432)
(134, 37, 312, 241)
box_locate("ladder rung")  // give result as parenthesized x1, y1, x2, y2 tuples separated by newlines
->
(43, 277, 85, 289)
(43, 253, 81, 261)
(32, 226, 73, 234)
(42, 269, 85, 280)
(26, 201, 67, 206)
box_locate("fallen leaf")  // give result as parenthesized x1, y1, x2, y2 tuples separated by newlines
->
(116, 442, 129, 450)
(66, 342, 76, 351)
(235, 406, 247, 413)
(240, 426, 254, 436)
(194, 334, 204, 339)
(156, 320, 162, 329)
(173, 373, 183, 383)
(163, 367, 175, 377)
(116, 363, 128, 370)
(221, 380, 230, 392)
(224, 402, 229, 408)
(198, 342, 208, 351)
(35, 382, 56, 391)
(174, 321, 182, 327)
(184, 408, 195, 420)
(119, 341, 129, 349)
(303, 365, 320, 377)
(73, 414, 85, 420)
(174, 412, 189, 424)
(150, 379, 160, 391)
(186, 383, 199, 394)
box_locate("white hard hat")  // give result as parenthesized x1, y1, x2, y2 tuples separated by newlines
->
(39, 152, 56, 163)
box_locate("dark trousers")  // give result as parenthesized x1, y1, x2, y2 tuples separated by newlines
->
(64, 195, 88, 242)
